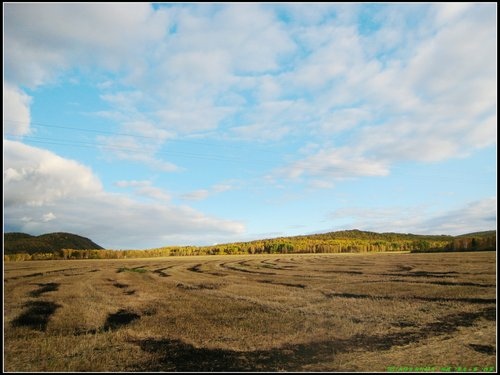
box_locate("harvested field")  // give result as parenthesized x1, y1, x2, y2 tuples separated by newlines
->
(3, 251, 496, 372)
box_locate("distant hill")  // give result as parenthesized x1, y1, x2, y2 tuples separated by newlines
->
(454, 230, 496, 238)
(281, 229, 454, 242)
(3, 232, 103, 255)
(206, 229, 495, 253)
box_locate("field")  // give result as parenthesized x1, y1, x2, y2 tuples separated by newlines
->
(3, 251, 497, 372)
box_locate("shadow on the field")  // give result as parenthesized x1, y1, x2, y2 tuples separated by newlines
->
(12, 301, 61, 331)
(29, 282, 60, 297)
(103, 309, 141, 331)
(131, 307, 496, 371)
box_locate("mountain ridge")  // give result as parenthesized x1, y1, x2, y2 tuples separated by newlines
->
(3, 232, 103, 255)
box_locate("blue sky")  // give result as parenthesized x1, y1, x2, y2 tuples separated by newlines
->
(3, 3, 497, 249)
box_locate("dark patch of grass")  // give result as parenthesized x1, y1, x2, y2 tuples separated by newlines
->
(468, 344, 496, 355)
(117, 267, 147, 274)
(12, 301, 61, 331)
(324, 270, 363, 275)
(220, 263, 276, 275)
(323, 292, 496, 304)
(187, 264, 203, 273)
(113, 282, 128, 289)
(207, 272, 228, 277)
(176, 282, 219, 290)
(103, 309, 140, 331)
(396, 265, 414, 271)
(257, 279, 306, 288)
(29, 282, 60, 297)
(391, 321, 417, 328)
(153, 268, 170, 277)
(389, 279, 496, 288)
(20, 272, 44, 279)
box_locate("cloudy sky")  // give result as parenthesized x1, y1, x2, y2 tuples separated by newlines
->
(3, 3, 496, 249)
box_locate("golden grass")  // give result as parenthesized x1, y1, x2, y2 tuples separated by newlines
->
(3, 252, 497, 371)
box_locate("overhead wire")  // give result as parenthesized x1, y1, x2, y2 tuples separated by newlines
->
(3, 120, 287, 167)
(3, 119, 287, 154)
(3, 119, 494, 183)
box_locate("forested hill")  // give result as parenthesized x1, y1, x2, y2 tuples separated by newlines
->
(286, 229, 454, 242)
(3, 232, 103, 255)
(454, 230, 496, 238)
(198, 229, 495, 255)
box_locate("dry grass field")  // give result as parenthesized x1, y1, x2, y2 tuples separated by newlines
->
(3, 251, 497, 372)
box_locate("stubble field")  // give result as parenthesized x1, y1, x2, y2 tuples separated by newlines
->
(3, 251, 497, 372)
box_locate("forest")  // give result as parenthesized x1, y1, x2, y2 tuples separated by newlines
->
(3, 229, 496, 261)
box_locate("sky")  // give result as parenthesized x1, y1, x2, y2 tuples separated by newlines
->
(3, 2, 497, 249)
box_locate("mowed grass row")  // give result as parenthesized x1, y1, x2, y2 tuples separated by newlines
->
(3, 252, 496, 372)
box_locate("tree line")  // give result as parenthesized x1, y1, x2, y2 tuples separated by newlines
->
(4, 230, 496, 261)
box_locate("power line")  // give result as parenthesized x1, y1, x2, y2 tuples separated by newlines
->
(3, 119, 285, 154)
(4, 133, 283, 167)
(4, 120, 494, 183)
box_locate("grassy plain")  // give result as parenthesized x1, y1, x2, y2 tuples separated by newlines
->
(3, 251, 497, 372)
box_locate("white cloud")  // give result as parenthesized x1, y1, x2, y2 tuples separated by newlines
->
(328, 197, 496, 236)
(416, 197, 497, 235)
(42, 212, 56, 222)
(115, 180, 151, 188)
(3, 84, 32, 136)
(135, 186, 172, 203)
(212, 184, 233, 193)
(122, 121, 174, 141)
(182, 3, 295, 74)
(181, 189, 211, 201)
(319, 108, 371, 134)
(308, 180, 335, 189)
(275, 3, 496, 184)
(97, 135, 179, 172)
(4, 3, 169, 87)
(279, 148, 390, 181)
(155, 105, 232, 134)
(231, 123, 290, 142)
(115, 180, 171, 202)
(181, 183, 235, 201)
(4, 140, 102, 207)
(3, 141, 245, 248)
(433, 3, 474, 26)
(100, 91, 145, 112)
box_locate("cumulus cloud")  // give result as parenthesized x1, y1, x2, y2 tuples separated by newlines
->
(231, 123, 290, 142)
(97, 134, 179, 172)
(3, 83, 32, 136)
(115, 179, 171, 202)
(181, 183, 235, 201)
(42, 212, 56, 222)
(433, 3, 474, 26)
(4, 140, 102, 207)
(4, 141, 245, 248)
(4, 3, 169, 87)
(275, 3, 496, 184)
(279, 148, 390, 182)
(181, 189, 211, 202)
